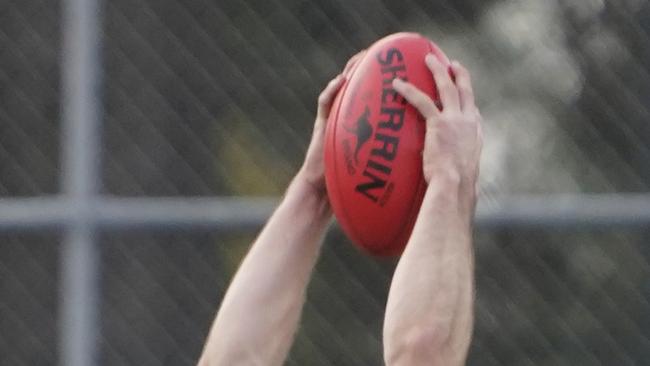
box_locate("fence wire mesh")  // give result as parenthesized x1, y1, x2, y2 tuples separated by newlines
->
(1, 0, 650, 365)
(0, 0, 60, 196)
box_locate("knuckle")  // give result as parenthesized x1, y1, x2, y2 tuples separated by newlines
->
(437, 80, 454, 92)
(436, 111, 452, 123)
(432, 61, 446, 72)
(456, 63, 471, 77)
(347, 55, 360, 67)
(411, 93, 427, 104)
(442, 112, 463, 124)
(460, 84, 473, 94)
(449, 110, 464, 120)
(407, 92, 423, 104)
(415, 96, 434, 110)
(419, 105, 436, 118)
(402, 83, 417, 94)
(456, 64, 469, 76)
(435, 66, 451, 80)
(317, 92, 328, 105)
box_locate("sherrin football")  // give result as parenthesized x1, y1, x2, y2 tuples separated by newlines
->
(324, 32, 450, 256)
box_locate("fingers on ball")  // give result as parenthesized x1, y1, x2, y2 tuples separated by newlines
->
(451, 61, 476, 112)
(425, 54, 459, 110)
(317, 74, 345, 118)
(343, 50, 366, 76)
(392, 78, 438, 119)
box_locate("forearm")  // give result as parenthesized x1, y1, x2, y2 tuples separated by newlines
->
(384, 169, 475, 366)
(199, 173, 331, 366)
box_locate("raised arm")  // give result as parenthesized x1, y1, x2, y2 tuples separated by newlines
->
(197, 52, 367, 365)
(383, 56, 482, 366)
(197, 69, 351, 366)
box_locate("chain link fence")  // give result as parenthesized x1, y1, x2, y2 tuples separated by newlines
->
(1, 0, 650, 365)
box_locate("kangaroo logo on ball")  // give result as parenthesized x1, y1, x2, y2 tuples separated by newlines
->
(344, 106, 373, 165)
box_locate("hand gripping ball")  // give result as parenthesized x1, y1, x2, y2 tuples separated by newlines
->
(324, 33, 450, 256)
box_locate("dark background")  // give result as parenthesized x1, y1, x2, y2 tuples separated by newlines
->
(1, 0, 649, 365)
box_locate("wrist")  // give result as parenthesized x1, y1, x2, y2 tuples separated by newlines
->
(425, 164, 462, 193)
(426, 160, 477, 202)
(423, 165, 477, 225)
(285, 170, 332, 221)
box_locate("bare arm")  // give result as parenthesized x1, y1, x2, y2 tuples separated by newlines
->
(198, 53, 364, 366)
(383, 56, 482, 366)
(197, 174, 330, 366)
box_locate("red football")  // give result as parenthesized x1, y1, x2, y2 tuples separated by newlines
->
(324, 33, 450, 256)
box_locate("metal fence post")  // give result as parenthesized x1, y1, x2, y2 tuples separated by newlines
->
(59, 0, 103, 365)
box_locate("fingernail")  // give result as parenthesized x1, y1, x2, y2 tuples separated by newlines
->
(392, 78, 404, 87)
(425, 54, 436, 65)
(451, 60, 461, 68)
